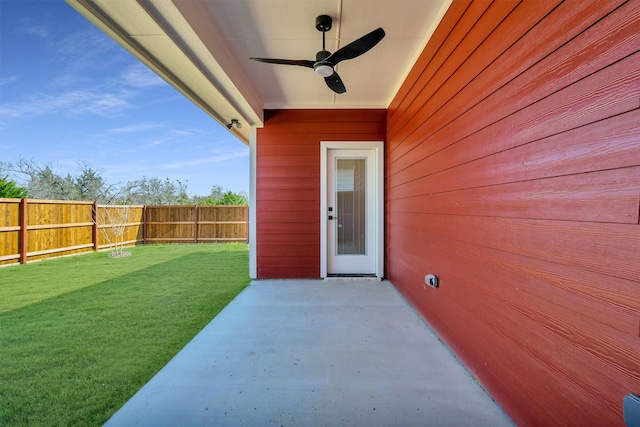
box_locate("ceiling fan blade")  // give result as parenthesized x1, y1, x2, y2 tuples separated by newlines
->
(326, 27, 385, 65)
(325, 71, 346, 94)
(249, 57, 315, 68)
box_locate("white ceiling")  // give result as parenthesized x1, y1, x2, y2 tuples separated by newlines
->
(66, 0, 451, 142)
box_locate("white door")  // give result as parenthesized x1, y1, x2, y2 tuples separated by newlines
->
(322, 144, 383, 276)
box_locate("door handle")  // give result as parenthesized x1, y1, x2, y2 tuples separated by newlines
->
(328, 215, 335, 220)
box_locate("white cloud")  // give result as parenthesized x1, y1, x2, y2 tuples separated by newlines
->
(168, 129, 197, 137)
(22, 24, 49, 38)
(0, 76, 19, 86)
(108, 128, 200, 153)
(51, 28, 122, 70)
(49, 73, 82, 89)
(161, 149, 249, 169)
(121, 64, 166, 88)
(107, 123, 162, 133)
(0, 89, 135, 120)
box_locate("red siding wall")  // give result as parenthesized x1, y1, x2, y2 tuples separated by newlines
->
(256, 109, 386, 278)
(387, 1, 640, 426)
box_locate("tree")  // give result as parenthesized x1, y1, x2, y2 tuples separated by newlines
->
(2, 159, 119, 202)
(28, 165, 78, 200)
(95, 203, 131, 258)
(75, 162, 116, 202)
(1, 158, 248, 206)
(192, 185, 225, 205)
(192, 186, 247, 205)
(10, 159, 78, 200)
(215, 190, 248, 205)
(122, 176, 189, 205)
(0, 176, 28, 198)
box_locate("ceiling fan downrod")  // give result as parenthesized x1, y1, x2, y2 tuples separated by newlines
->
(314, 15, 334, 77)
(315, 14, 332, 51)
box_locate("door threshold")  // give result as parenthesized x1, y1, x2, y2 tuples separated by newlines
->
(325, 274, 381, 281)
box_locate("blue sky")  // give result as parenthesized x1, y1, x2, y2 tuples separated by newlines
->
(0, 0, 249, 196)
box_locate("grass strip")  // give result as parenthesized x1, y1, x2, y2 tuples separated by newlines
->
(0, 244, 250, 426)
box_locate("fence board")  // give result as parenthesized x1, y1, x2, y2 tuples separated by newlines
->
(0, 199, 20, 266)
(25, 200, 94, 262)
(198, 205, 248, 243)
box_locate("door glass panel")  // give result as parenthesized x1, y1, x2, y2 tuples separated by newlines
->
(336, 158, 366, 255)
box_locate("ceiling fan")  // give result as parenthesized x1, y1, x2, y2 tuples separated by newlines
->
(249, 15, 385, 94)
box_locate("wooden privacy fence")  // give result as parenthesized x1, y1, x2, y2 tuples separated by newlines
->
(0, 199, 249, 266)
(144, 205, 248, 244)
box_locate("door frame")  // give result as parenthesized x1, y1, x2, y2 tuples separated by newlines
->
(320, 141, 384, 278)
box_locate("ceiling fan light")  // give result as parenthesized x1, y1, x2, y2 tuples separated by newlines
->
(314, 64, 333, 77)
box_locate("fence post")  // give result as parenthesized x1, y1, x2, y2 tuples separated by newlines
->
(92, 201, 99, 251)
(19, 198, 28, 264)
(194, 205, 199, 244)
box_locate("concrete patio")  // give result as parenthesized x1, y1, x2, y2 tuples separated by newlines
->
(105, 280, 514, 426)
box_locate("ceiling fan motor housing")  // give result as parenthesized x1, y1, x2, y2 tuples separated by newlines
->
(314, 50, 333, 77)
(315, 50, 331, 62)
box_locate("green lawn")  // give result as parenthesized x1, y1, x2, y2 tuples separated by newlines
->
(0, 244, 250, 426)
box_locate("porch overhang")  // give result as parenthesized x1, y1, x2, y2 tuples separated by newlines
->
(66, 0, 266, 144)
(65, 0, 453, 143)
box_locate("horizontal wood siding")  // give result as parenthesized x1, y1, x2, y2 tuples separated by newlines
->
(256, 109, 386, 278)
(386, 1, 640, 426)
